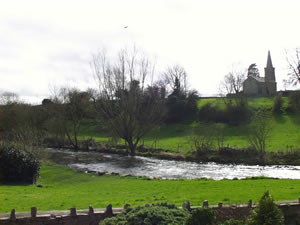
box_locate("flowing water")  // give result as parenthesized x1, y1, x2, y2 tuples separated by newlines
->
(46, 148, 300, 180)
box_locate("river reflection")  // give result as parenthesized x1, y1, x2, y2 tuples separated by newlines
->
(46, 148, 300, 180)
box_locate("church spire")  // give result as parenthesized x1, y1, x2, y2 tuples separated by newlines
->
(264, 50, 276, 82)
(266, 50, 273, 68)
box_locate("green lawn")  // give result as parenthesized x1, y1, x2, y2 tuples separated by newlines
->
(1, 163, 300, 213)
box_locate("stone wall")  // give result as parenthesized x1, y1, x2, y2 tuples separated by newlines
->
(0, 205, 117, 225)
(210, 201, 300, 225)
(264, 81, 277, 96)
(1, 200, 300, 225)
(243, 77, 260, 96)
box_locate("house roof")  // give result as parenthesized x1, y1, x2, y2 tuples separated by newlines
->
(248, 75, 265, 82)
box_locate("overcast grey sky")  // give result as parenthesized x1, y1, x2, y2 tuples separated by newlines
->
(0, 0, 299, 103)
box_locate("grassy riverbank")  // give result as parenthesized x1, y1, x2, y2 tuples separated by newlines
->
(1, 163, 300, 213)
(80, 112, 300, 153)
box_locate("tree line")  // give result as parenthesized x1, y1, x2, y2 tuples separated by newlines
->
(0, 48, 200, 156)
(0, 47, 299, 156)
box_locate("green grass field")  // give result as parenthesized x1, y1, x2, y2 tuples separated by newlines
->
(79, 97, 300, 153)
(1, 163, 300, 213)
(197, 97, 289, 110)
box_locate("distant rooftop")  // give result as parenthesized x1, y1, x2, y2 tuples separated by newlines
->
(250, 75, 265, 83)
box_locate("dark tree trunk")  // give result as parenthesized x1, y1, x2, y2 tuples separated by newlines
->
(66, 131, 78, 152)
(127, 138, 137, 156)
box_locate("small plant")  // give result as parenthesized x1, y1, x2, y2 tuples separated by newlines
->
(100, 202, 189, 225)
(185, 207, 216, 225)
(247, 191, 284, 225)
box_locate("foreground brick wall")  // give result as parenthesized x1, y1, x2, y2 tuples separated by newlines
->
(0, 205, 116, 225)
(212, 203, 300, 224)
(1, 200, 300, 225)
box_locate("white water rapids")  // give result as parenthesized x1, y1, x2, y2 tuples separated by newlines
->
(46, 149, 300, 180)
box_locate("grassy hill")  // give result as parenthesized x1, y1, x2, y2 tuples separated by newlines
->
(79, 97, 300, 153)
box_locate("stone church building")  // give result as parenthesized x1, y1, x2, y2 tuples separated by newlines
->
(243, 51, 277, 96)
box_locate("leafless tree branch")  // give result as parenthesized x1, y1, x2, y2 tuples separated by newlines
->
(285, 48, 300, 86)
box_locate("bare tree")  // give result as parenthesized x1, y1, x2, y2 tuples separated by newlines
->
(188, 122, 216, 152)
(49, 87, 92, 151)
(248, 111, 272, 152)
(8, 105, 46, 150)
(91, 48, 165, 156)
(188, 122, 225, 152)
(219, 65, 246, 96)
(64, 89, 92, 151)
(0, 94, 46, 150)
(163, 64, 187, 96)
(0, 92, 20, 105)
(285, 48, 300, 86)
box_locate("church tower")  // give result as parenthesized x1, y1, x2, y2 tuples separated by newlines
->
(264, 50, 277, 96)
(264, 50, 276, 82)
(243, 51, 277, 96)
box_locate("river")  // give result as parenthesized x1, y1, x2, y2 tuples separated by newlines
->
(45, 148, 300, 180)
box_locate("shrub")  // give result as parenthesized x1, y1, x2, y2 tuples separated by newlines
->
(100, 202, 189, 225)
(247, 191, 284, 225)
(185, 90, 199, 120)
(224, 103, 252, 125)
(219, 219, 244, 225)
(165, 92, 199, 123)
(185, 207, 216, 225)
(286, 91, 300, 112)
(165, 96, 187, 123)
(198, 103, 223, 122)
(272, 95, 283, 113)
(198, 100, 252, 125)
(0, 144, 40, 184)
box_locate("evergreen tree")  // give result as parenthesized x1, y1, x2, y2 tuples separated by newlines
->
(247, 191, 284, 225)
(247, 63, 260, 77)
